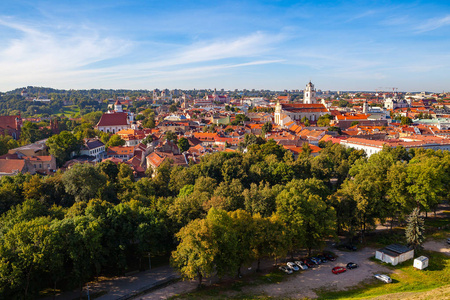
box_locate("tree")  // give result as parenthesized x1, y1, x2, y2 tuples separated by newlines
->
(276, 179, 336, 255)
(62, 163, 107, 202)
(105, 134, 125, 149)
(171, 218, 215, 287)
(46, 131, 82, 166)
(317, 114, 332, 127)
(261, 122, 273, 136)
(165, 131, 177, 143)
(401, 116, 413, 125)
(177, 137, 190, 153)
(405, 208, 425, 251)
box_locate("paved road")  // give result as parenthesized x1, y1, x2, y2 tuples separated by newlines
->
(42, 266, 179, 300)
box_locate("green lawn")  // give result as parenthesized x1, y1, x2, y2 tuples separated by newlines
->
(316, 250, 450, 299)
(54, 105, 80, 118)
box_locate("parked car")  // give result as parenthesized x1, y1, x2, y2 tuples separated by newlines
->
(374, 274, 392, 283)
(447, 237, 450, 245)
(295, 261, 308, 270)
(332, 266, 347, 274)
(287, 262, 300, 271)
(303, 258, 315, 268)
(317, 255, 328, 263)
(324, 253, 337, 261)
(346, 262, 358, 269)
(279, 265, 293, 274)
(310, 257, 321, 265)
(344, 244, 357, 251)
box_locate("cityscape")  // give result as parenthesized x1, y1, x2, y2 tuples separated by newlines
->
(1, 1, 450, 300)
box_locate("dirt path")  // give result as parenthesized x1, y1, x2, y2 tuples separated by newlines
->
(423, 240, 450, 256)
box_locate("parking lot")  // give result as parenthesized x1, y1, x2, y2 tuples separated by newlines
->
(243, 246, 391, 299)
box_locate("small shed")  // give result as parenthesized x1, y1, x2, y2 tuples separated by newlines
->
(414, 256, 429, 270)
(375, 244, 414, 266)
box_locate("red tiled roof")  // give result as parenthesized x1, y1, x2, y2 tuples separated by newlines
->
(97, 112, 128, 127)
(0, 159, 26, 173)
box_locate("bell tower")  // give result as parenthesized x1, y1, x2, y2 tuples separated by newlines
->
(304, 81, 316, 104)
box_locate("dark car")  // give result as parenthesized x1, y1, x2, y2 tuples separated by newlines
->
(310, 257, 321, 265)
(317, 255, 328, 263)
(339, 243, 357, 251)
(324, 253, 337, 261)
(346, 262, 358, 269)
(332, 266, 347, 274)
(346, 244, 357, 251)
(303, 259, 314, 268)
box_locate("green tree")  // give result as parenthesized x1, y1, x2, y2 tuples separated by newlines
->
(177, 137, 190, 152)
(106, 134, 125, 149)
(46, 131, 82, 166)
(62, 163, 107, 202)
(405, 208, 425, 251)
(165, 131, 177, 143)
(171, 218, 215, 287)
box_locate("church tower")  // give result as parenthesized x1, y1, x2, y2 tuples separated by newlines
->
(304, 81, 316, 104)
(114, 100, 123, 112)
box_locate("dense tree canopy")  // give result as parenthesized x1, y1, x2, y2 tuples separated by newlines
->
(0, 139, 448, 298)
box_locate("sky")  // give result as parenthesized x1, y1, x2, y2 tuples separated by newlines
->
(1, 0, 450, 92)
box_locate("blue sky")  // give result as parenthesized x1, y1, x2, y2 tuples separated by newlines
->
(1, 0, 450, 92)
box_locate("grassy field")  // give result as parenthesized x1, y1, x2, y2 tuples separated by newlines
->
(316, 250, 450, 299)
(54, 105, 80, 118)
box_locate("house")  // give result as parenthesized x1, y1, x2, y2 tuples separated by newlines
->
(27, 156, 57, 173)
(146, 151, 188, 177)
(8, 139, 49, 156)
(106, 146, 135, 161)
(0, 159, 36, 177)
(375, 244, 414, 266)
(80, 139, 105, 160)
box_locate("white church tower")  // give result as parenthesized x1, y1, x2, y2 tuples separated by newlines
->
(304, 81, 317, 104)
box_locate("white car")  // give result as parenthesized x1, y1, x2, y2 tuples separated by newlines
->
(374, 274, 392, 283)
(287, 262, 300, 271)
(295, 261, 308, 270)
(279, 265, 293, 274)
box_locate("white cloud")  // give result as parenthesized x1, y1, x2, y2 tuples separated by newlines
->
(416, 15, 450, 33)
(0, 17, 284, 90)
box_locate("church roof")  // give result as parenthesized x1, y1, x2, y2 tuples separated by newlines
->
(96, 112, 128, 127)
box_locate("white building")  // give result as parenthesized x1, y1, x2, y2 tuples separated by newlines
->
(95, 100, 133, 133)
(375, 244, 414, 266)
(274, 81, 328, 126)
(340, 137, 450, 157)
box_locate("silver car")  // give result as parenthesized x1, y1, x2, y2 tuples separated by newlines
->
(374, 274, 392, 283)
(295, 260, 308, 270)
(287, 261, 300, 271)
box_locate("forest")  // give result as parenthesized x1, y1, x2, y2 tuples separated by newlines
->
(0, 139, 449, 298)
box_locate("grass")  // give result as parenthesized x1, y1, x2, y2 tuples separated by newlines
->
(316, 250, 450, 299)
(54, 105, 80, 118)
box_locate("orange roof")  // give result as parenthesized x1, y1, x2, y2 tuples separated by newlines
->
(107, 146, 134, 155)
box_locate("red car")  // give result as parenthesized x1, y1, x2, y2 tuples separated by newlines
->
(332, 266, 347, 274)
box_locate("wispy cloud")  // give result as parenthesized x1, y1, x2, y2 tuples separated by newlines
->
(0, 16, 284, 90)
(416, 15, 450, 33)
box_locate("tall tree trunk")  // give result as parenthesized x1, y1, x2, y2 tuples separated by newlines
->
(53, 280, 57, 300)
(198, 272, 203, 288)
(257, 258, 261, 272)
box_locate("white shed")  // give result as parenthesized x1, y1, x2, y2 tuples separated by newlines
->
(414, 256, 429, 270)
(375, 244, 414, 266)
